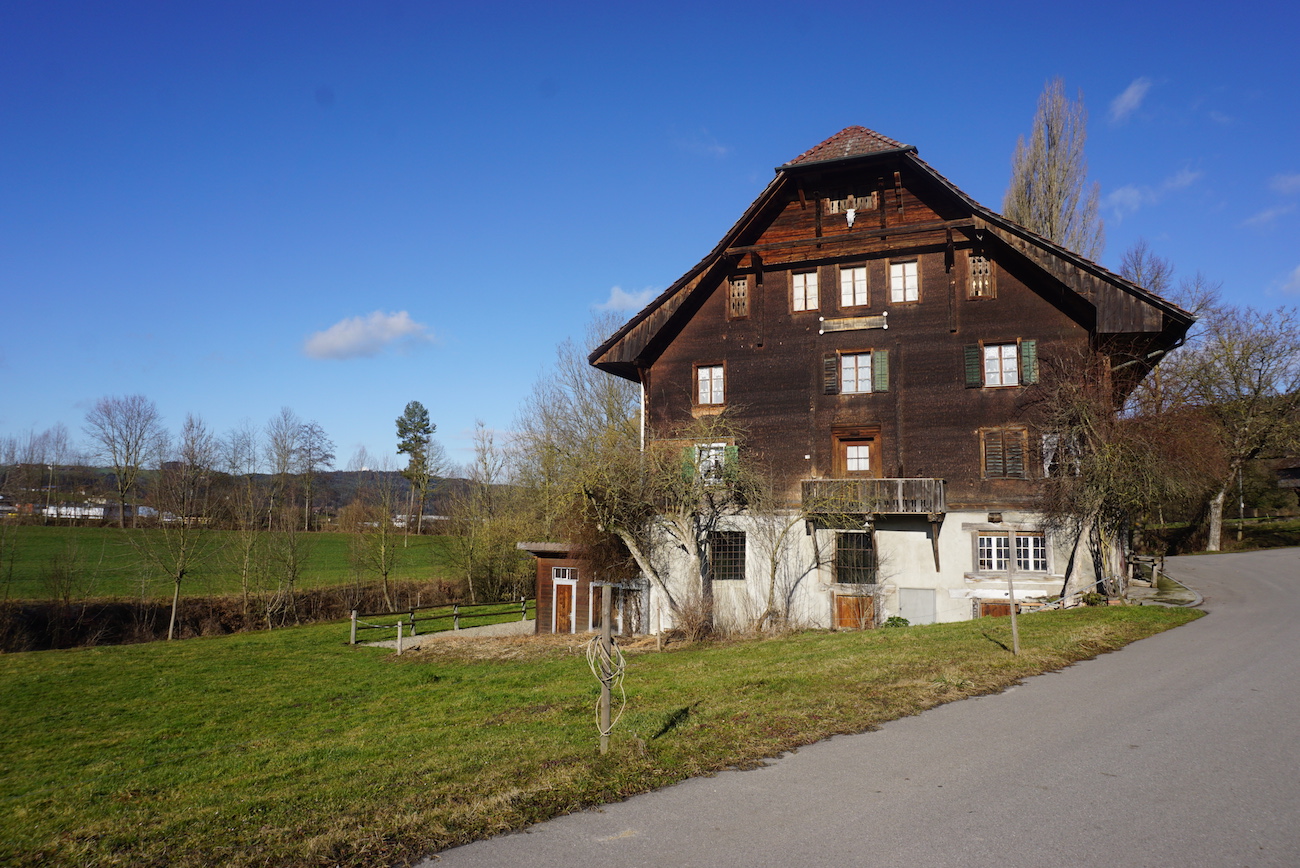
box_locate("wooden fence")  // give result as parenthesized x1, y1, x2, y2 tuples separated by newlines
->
(349, 598, 533, 653)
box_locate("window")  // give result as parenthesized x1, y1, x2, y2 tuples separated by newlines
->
(708, 531, 746, 582)
(827, 191, 877, 214)
(729, 276, 749, 319)
(840, 352, 872, 394)
(840, 266, 868, 307)
(968, 254, 994, 298)
(835, 532, 876, 584)
(793, 271, 819, 311)
(696, 364, 724, 404)
(832, 427, 881, 477)
(890, 260, 919, 303)
(1015, 533, 1048, 572)
(824, 350, 888, 395)
(964, 340, 1038, 388)
(693, 441, 730, 483)
(977, 531, 1048, 574)
(980, 427, 1028, 479)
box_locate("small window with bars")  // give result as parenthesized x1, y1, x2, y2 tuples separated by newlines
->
(835, 532, 877, 584)
(969, 254, 994, 298)
(709, 531, 746, 582)
(729, 276, 749, 319)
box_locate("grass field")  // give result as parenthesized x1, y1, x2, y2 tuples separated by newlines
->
(0, 524, 460, 601)
(0, 604, 1203, 867)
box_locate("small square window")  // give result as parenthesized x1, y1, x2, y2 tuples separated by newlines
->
(890, 260, 919, 303)
(694, 441, 728, 483)
(793, 271, 819, 312)
(697, 364, 724, 405)
(840, 266, 868, 307)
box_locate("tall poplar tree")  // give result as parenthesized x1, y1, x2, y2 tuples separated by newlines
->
(1003, 78, 1105, 259)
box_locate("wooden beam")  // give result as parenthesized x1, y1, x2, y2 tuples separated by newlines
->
(725, 218, 975, 257)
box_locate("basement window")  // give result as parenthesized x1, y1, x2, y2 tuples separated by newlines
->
(708, 531, 746, 582)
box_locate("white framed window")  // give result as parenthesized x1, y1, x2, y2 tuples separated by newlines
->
(840, 352, 873, 394)
(793, 271, 819, 311)
(890, 260, 919, 303)
(840, 266, 868, 307)
(978, 534, 1010, 572)
(976, 530, 1049, 575)
(845, 442, 872, 473)
(1015, 534, 1048, 572)
(984, 344, 1019, 386)
(696, 364, 724, 405)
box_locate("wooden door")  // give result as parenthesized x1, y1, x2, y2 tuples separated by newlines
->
(554, 582, 573, 634)
(834, 594, 874, 629)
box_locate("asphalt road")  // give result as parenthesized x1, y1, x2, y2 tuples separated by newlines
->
(422, 548, 1300, 867)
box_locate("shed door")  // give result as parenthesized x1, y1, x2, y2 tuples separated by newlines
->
(898, 588, 936, 625)
(552, 569, 576, 634)
(834, 594, 874, 630)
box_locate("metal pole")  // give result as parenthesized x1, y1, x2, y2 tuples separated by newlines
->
(600, 586, 613, 755)
(397, 619, 404, 655)
(350, 610, 357, 645)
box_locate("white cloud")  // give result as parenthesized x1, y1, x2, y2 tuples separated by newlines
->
(1283, 265, 1300, 295)
(1104, 167, 1203, 219)
(303, 311, 432, 360)
(1109, 77, 1153, 123)
(1270, 173, 1300, 195)
(595, 286, 657, 312)
(673, 128, 731, 159)
(1244, 204, 1295, 227)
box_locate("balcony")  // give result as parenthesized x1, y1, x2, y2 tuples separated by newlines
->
(802, 478, 946, 517)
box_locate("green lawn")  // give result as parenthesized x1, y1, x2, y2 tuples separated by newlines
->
(0, 524, 459, 601)
(0, 604, 1202, 867)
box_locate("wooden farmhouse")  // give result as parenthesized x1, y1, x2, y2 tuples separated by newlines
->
(585, 125, 1194, 631)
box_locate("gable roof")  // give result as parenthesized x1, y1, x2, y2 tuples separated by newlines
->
(591, 126, 1195, 382)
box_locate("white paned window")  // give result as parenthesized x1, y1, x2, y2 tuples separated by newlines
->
(793, 271, 819, 311)
(978, 534, 1009, 572)
(845, 443, 871, 473)
(840, 352, 872, 394)
(840, 266, 868, 307)
(695, 442, 726, 482)
(1015, 534, 1048, 572)
(697, 365, 724, 404)
(983, 344, 1019, 386)
(890, 260, 919, 302)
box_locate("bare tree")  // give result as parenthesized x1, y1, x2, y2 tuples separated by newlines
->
(1120, 239, 1174, 297)
(222, 421, 269, 621)
(1173, 305, 1300, 550)
(342, 455, 403, 611)
(264, 408, 302, 530)
(138, 414, 220, 640)
(296, 420, 335, 531)
(84, 394, 165, 528)
(1003, 77, 1104, 259)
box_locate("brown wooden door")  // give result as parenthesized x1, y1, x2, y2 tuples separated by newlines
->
(834, 594, 874, 629)
(554, 583, 573, 633)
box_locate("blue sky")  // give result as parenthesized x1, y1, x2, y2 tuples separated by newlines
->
(3, 1, 1298, 469)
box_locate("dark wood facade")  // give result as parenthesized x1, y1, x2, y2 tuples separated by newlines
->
(591, 127, 1194, 515)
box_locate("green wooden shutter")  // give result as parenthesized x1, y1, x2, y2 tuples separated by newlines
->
(964, 345, 982, 387)
(1020, 340, 1038, 384)
(682, 447, 695, 482)
(1005, 431, 1026, 478)
(823, 355, 840, 395)
(983, 430, 1005, 477)
(872, 349, 889, 392)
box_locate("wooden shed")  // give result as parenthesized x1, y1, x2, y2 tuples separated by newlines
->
(516, 542, 643, 635)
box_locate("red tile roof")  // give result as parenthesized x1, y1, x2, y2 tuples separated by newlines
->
(782, 126, 910, 167)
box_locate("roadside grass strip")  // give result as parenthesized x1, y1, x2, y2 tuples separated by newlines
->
(0, 605, 1202, 867)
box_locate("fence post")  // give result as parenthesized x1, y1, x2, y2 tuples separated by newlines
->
(410, 607, 417, 636)
(521, 595, 527, 621)
(350, 610, 357, 645)
(397, 619, 404, 655)
(454, 602, 460, 631)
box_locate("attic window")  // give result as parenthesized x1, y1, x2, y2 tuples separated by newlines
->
(969, 254, 995, 298)
(729, 276, 749, 319)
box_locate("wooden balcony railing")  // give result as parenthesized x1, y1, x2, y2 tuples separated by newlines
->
(801, 478, 946, 516)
